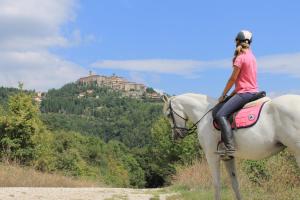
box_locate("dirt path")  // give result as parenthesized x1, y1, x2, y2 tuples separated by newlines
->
(0, 187, 178, 200)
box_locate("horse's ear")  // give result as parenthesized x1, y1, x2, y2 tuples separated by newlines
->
(162, 94, 169, 103)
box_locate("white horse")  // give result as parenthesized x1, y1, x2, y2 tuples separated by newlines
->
(162, 93, 300, 200)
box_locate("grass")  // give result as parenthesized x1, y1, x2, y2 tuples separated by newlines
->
(0, 162, 104, 187)
(168, 185, 300, 200)
(167, 186, 233, 200)
(170, 153, 300, 200)
(149, 196, 160, 200)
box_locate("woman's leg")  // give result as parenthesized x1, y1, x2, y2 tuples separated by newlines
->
(215, 93, 256, 156)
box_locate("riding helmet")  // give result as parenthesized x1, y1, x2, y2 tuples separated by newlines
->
(235, 30, 253, 44)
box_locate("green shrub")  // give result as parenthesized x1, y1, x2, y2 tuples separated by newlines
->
(242, 160, 270, 185)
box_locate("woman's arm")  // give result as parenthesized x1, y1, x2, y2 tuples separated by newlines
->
(218, 66, 240, 102)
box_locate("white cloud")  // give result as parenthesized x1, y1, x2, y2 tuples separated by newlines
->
(0, 0, 77, 50)
(92, 59, 229, 75)
(91, 52, 300, 78)
(0, 51, 86, 91)
(68, 29, 96, 47)
(258, 52, 300, 78)
(0, 0, 88, 91)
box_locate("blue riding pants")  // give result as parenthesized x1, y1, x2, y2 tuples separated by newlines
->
(215, 93, 257, 119)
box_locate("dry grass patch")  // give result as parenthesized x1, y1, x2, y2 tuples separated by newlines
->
(172, 160, 213, 189)
(0, 163, 103, 187)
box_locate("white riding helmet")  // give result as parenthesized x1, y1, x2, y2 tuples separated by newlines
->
(235, 30, 253, 44)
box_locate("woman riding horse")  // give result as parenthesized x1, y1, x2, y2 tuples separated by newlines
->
(216, 30, 258, 156)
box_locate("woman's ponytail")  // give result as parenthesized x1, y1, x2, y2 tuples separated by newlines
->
(233, 41, 250, 62)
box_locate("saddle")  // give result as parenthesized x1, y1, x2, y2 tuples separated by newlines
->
(213, 91, 270, 130)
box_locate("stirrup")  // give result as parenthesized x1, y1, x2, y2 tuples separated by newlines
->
(221, 154, 234, 161)
(215, 141, 235, 160)
(215, 149, 235, 161)
(215, 149, 235, 155)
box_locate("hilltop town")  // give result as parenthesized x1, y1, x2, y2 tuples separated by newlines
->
(33, 72, 162, 103)
(77, 72, 161, 100)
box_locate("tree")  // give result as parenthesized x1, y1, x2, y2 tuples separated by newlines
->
(146, 87, 156, 94)
(144, 117, 203, 187)
(0, 88, 42, 164)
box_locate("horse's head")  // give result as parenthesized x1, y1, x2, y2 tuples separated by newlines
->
(162, 95, 189, 140)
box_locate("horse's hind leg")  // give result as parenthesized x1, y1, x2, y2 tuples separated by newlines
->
(224, 158, 242, 200)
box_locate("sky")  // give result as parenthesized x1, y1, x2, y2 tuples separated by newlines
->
(0, 0, 300, 98)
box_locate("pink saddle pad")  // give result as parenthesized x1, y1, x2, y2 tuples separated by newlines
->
(213, 102, 267, 130)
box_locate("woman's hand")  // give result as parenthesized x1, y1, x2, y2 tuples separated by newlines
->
(218, 95, 227, 103)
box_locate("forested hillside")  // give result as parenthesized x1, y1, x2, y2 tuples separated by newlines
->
(40, 83, 162, 148)
(0, 84, 201, 188)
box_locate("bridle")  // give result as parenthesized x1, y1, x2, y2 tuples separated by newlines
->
(168, 100, 214, 139)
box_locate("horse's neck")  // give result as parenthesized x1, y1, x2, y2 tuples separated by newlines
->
(177, 94, 216, 123)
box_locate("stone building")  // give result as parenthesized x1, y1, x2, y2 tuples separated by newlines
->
(77, 73, 147, 97)
(78, 75, 100, 84)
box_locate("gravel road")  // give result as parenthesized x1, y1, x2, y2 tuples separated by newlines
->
(0, 187, 178, 200)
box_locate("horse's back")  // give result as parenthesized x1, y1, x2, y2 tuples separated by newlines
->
(272, 94, 300, 102)
(272, 94, 300, 115)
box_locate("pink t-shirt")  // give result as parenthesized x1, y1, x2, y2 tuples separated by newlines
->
(233, 49, 258, 94)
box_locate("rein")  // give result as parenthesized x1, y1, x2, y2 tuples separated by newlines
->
(169, 100, 214, 137)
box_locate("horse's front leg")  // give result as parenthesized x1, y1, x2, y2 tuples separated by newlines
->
(205, 152, 221, 200)
(224, 158, 242, 200)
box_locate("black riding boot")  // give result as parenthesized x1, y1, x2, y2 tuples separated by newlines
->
(216, 116, 235, 157)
